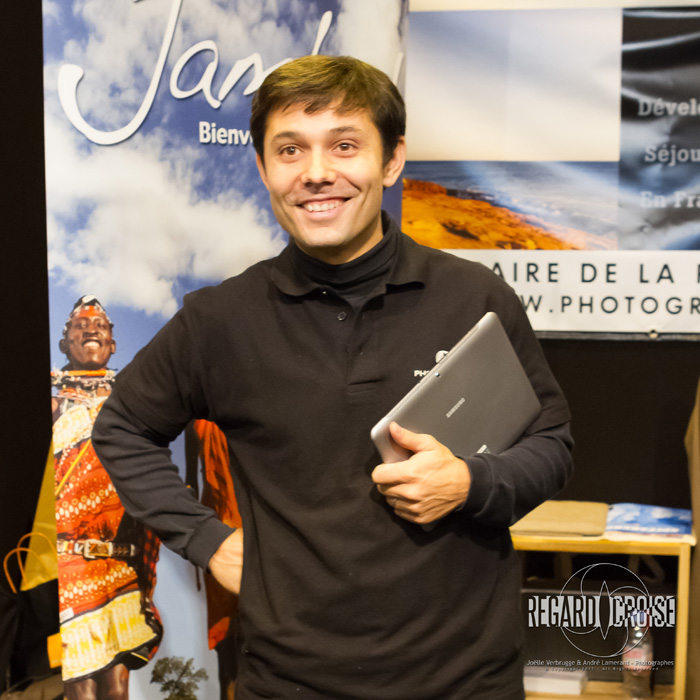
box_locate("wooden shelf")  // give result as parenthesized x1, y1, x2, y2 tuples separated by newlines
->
(513, 533, 692, 700)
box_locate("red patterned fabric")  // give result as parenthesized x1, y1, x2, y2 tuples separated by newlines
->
(53, 370, 162, 679)
(194, 419, 241, 649)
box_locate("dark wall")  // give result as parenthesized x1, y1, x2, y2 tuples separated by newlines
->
(1, 2, 52, 590)
(1, 2, 698, 596)
(542, 338, 697, 510)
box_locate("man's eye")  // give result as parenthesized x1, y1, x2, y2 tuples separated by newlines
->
(281, 146, 298, 156)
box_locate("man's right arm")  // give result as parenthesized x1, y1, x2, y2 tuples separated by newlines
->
(92, 393, 235, 572)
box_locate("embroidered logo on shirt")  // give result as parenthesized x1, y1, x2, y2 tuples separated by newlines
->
(413, 350, 449, 377)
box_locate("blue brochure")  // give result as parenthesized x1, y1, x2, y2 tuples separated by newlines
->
(607, 503, 693, 536)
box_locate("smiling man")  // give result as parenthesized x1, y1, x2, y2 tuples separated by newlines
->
(93, 56, 573, 700)
(59, 297, 117, 371)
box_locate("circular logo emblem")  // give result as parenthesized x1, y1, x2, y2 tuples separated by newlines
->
(558, 562, 651, 658)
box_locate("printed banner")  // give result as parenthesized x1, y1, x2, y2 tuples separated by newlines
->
(619, 6, 700, 249)
(404, 6, 700, 335)
(42, 1, 407, 698)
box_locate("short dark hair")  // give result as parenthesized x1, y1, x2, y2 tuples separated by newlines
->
(251, 55, 406, 165)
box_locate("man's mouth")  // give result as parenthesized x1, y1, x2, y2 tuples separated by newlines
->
(301, 199, 345, 213)
(82, 339, 101, 347)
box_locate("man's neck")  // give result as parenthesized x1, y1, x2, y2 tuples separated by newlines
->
(291, 217, 397, 307)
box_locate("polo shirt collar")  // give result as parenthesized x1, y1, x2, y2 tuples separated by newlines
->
(270, 211, 428, 298)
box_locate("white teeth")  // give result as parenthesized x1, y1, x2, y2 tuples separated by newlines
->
(304, 201, 340, 212)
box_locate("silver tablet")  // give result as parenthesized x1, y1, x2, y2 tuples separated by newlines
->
(370, 312, 541, 463)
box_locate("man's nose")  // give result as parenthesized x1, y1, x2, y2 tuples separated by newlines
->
(301, 149, 335, 185)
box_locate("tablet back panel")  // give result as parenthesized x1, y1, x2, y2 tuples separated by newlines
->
(371, 312, 541, 463)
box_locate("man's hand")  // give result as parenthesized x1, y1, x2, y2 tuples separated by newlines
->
(208, 528, 244, 594)
(371, 422, 471, 524)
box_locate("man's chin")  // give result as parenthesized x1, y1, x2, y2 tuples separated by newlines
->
(292, 234, 349, 261)
(67, 358, 109, 371)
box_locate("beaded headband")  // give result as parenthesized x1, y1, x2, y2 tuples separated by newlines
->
(62, 295, 113, 336)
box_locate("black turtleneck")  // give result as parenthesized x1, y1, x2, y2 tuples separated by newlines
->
(289, 221, 397, 308)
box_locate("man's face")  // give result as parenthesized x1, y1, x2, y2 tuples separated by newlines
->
(256, 104, 405, 265)
(59, 309, 116, 370)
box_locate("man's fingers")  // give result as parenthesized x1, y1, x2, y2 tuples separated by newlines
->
(373, 427, 469, 524)
(371, 462, 404, 486)
(208, 529, 244, 595)
(389, 421, 435, 453)
(371, 426, 436, 487)
(386, 493, 417, 515)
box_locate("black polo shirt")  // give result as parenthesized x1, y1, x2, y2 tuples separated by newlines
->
(94, 214, 571, 700)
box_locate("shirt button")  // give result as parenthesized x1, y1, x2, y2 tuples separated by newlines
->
(337, 311, 348, 321)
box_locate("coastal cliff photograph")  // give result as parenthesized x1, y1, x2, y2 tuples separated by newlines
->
(401, 161, 618, 252)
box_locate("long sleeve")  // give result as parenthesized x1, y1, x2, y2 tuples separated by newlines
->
(92, 389, 234, 571)
(461, 420, 573, 528)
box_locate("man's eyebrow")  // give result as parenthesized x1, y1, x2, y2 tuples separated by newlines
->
(329, 125, 362, 136)
(269, 130, 299, 143)
(268, 125, 363, 143)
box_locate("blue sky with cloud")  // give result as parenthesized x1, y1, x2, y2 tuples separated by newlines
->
(43, 0, 407, 369)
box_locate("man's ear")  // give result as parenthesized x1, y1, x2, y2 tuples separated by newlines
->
(255, 153, 270, 191)
(382, 136, 406, 189)
(58, 338, 67, 355)
(109, 339, 117, 356)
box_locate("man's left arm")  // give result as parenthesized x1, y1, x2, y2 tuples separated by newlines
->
(372, 270, 574, 527)
(372, 419, 573, 527)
